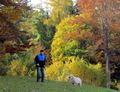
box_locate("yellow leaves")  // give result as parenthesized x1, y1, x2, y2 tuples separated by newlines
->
(7, 60, 28, 76)
(47, 0, 73, 25)
(43, 19, 51, 26)
(45, 62, 64, 80)
(89, 63, 102, 70)
(52, 15, 93, 61)
(46, 56, 105, 85)
(52, 38, 62, 46)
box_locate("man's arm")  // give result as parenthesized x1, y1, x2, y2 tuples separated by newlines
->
(34, 55, 40, 67)
(34, 55, 38, 64)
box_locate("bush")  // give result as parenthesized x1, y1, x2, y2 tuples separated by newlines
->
(7, 60, 28, 76)
(117, 82, 120, 90)
(0, 63, 8, 76)
(26, 63, 36, 77)
(66, 57, 106, 86)
(45, 62, 68, 81)
(46, 57, 106, 86)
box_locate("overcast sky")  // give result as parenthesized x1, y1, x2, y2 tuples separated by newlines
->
(29, 0, 50, 10)
(29, 0, 77, 11)
(29, 0, 76, 6)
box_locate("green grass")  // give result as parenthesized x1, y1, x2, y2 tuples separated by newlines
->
(0, 76, 119, 92)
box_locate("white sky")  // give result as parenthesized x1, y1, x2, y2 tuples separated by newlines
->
(29, 0, 50, 10)
(30, 0, 43, 5)
(29, 0, 77, 11)
(30, 0, 76, 6)
(29, 0, 48, 7)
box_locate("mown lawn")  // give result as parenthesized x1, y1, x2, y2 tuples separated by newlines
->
(0, 76, 119, 92)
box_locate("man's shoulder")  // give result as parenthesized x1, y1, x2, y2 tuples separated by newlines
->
(39, 53, 46, 56)
(36, 53, 46, 58)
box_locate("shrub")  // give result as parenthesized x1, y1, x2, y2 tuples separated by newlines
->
(0, 63, 8, 76)
(7, 60, 28, 76)
(46, 57, 106, 86)
(26, 63, 36, 77)
(66, 57, 106, 86)
(117, 82, 120, 90)
(46, 62, 64, 81)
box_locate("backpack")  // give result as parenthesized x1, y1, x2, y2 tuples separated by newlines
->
(37, 54, 46, 62)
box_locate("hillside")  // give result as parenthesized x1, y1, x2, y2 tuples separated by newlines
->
(0, 76, 118, 92)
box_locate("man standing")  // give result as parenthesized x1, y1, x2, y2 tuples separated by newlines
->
(34, 50, 46, 82)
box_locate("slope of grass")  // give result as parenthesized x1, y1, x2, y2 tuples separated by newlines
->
(0, 76, 118, 92)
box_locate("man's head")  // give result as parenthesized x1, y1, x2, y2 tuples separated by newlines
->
(40, 49, 44, 53)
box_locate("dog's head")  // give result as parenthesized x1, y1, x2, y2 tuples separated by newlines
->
(68, 75, 74, 80)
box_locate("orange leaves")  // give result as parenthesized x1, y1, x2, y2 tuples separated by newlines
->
(76, 0, 120, 52)
(77, 0, 120, 32)
(68, 16, 85, 25)
(64, 31, 93, 42)
(68, 14, 93, 25)
(110, 23, 120, 32)
(82, 31, 93, 39)
(64, 31, 80, 41)
(78, 0, 95, 14)
(77, 0, 104, 16)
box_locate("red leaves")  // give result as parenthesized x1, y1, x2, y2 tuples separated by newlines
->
(5, 43, 34, 54)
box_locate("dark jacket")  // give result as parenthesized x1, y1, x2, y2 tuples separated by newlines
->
(34, 54, 46, 67)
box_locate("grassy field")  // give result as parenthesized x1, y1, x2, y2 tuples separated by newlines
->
(0, 76, 119, 92)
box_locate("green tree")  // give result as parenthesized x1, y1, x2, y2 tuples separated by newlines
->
(18, 8, 54, 49)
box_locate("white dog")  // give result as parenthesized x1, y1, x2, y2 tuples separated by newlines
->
(68, 75, 82, 86)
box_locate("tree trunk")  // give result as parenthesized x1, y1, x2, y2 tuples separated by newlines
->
(101, 0, 111, 88)
(102, 18, 111, 88)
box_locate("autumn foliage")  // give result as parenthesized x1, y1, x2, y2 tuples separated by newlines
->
(0, 0, 33, 54)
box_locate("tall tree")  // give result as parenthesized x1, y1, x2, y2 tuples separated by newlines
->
(77, 0, 120, 88)
(101, 0, 110, 88)
(0, 0, 33, 54)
